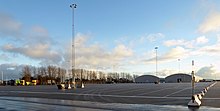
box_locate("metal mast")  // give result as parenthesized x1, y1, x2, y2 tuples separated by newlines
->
(70, 4, 77, 88)
(155, 47, 158, 76)
(178, 59, 180, 73)
(192, 60, 195, 95)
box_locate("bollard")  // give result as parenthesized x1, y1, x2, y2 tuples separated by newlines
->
(203, 88, 207, 93)
(201, 91, 205, 96)
(77, 83, 85, 88)
(188, 95, 201, 107)
(68, 83, 72, 89)
(197, 93, 202, 100)
(81, 83, 85, 88)
(206, 87, 209, 90)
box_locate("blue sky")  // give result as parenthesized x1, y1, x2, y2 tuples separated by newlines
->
(0, 0, 220, 79)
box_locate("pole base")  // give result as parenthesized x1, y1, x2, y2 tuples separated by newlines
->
(188, 95, 201, 107)
(67, 84, 72, 89)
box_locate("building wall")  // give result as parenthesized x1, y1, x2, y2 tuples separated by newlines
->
(165, 73, 192, 83)
(135, 75, 159, 83)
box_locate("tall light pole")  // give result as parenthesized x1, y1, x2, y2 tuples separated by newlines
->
(0, 65, 3, 84)
(66, 61, 70, 80)
(70, 4, 77, 88)
(191, 60, 195, 96)
(155, 47, 158, 76)
(1, 69, 3, 84)
(178, 59, 180, 73)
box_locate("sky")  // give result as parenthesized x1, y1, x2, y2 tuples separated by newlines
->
(0, 0, 220, 79)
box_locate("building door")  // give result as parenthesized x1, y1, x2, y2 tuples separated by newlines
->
(177, 78, 182, 83)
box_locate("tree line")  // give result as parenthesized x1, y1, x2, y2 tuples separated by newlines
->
(21, 65, 138, 85)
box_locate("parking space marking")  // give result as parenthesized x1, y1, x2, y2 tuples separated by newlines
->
(0, 90, 190, 100)
(137, 86, 180, 96)
(163, 87, 191, 97)
(203, 98, 220, 100)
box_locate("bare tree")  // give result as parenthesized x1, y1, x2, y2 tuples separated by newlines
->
(32, 66, 37, 79)
(22, 65, 32, 82)
(50, 66, 57, 80)
(47, 65, 51, 80)
(40, 67, 47, 84)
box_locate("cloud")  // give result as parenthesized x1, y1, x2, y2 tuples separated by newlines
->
(77, 43, 133, 68)
(0, 12, 22, 37)
(197, 43, 220, 55)
(2, 43, 62, 65)
(144, 46, 189, 64)
(217, 34, 220, 42)
(196, 65, 220, 79)
(62, 35, 134, 70)
(113, 44, 133, 59)
(194, 35, 220, 56)
(196, 36, 209, 44)
(198, 11, 220, 33)
(163, 36, 209, 48)
(0, 54, 10, 61)
(140, 33, 165, 43)
(163, 39, 190, 47)
(74, 33, 91, 47)
(0, 12, 63, 65)
(30, 26, 48, 37)
(0, 63, 22, 79)
(159, 46, 189, 62)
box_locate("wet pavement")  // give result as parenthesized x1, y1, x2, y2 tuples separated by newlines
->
(0, 97, 220, 111)
(0, 82, 219, 110)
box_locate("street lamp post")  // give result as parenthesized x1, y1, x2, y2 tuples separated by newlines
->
(70, 4, 77, 88)
(192, 60, 195, 95)
(1, 70, 3, 84)
(178, 59, 180, 73)
(155, 47, 158, 76)
(0, 65, 3, 84)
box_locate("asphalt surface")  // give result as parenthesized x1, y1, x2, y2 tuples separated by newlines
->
(202, 82, 220, 108)
(0, 82, 219, 110)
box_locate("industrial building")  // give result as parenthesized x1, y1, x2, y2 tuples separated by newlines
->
(135, 75, 159, 83)
(165, 73, 191, 83)
(165, 73, 203, 83)
(135, 73, 203, 83)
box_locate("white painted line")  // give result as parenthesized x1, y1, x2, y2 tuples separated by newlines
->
(203, 98, 220, 100)
(164, 87, 191, 97)
(137, 86, 180, 96)
(0, 91, 190, 100)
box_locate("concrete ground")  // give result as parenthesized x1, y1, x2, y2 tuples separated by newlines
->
(202, 82, 220, 108)
(0, 82, 219, 110)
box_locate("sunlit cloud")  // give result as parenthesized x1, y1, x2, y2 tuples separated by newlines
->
(197, 44, 220, 56)
(163, 39, 190, 47)
(0, 12, 62, 65)
(144, 46, 189, 64)
(197, 65, 220, 79)
(63, 34, 134, 70)
(193, 35, 220, 56)
(196, 36, 209, 44)
(113, 44, 133, 59)
(163, 36, 209, 48)
(1, 43, 62, 65)
(198, 11, 220, 33)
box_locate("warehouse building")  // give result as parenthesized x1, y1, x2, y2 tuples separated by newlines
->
(165, 73, 202, 83)
(135, 75, 159, 83)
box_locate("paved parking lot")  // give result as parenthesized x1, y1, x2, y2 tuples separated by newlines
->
(0, 82, 220, 110)
(202, 82, 220, 107)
